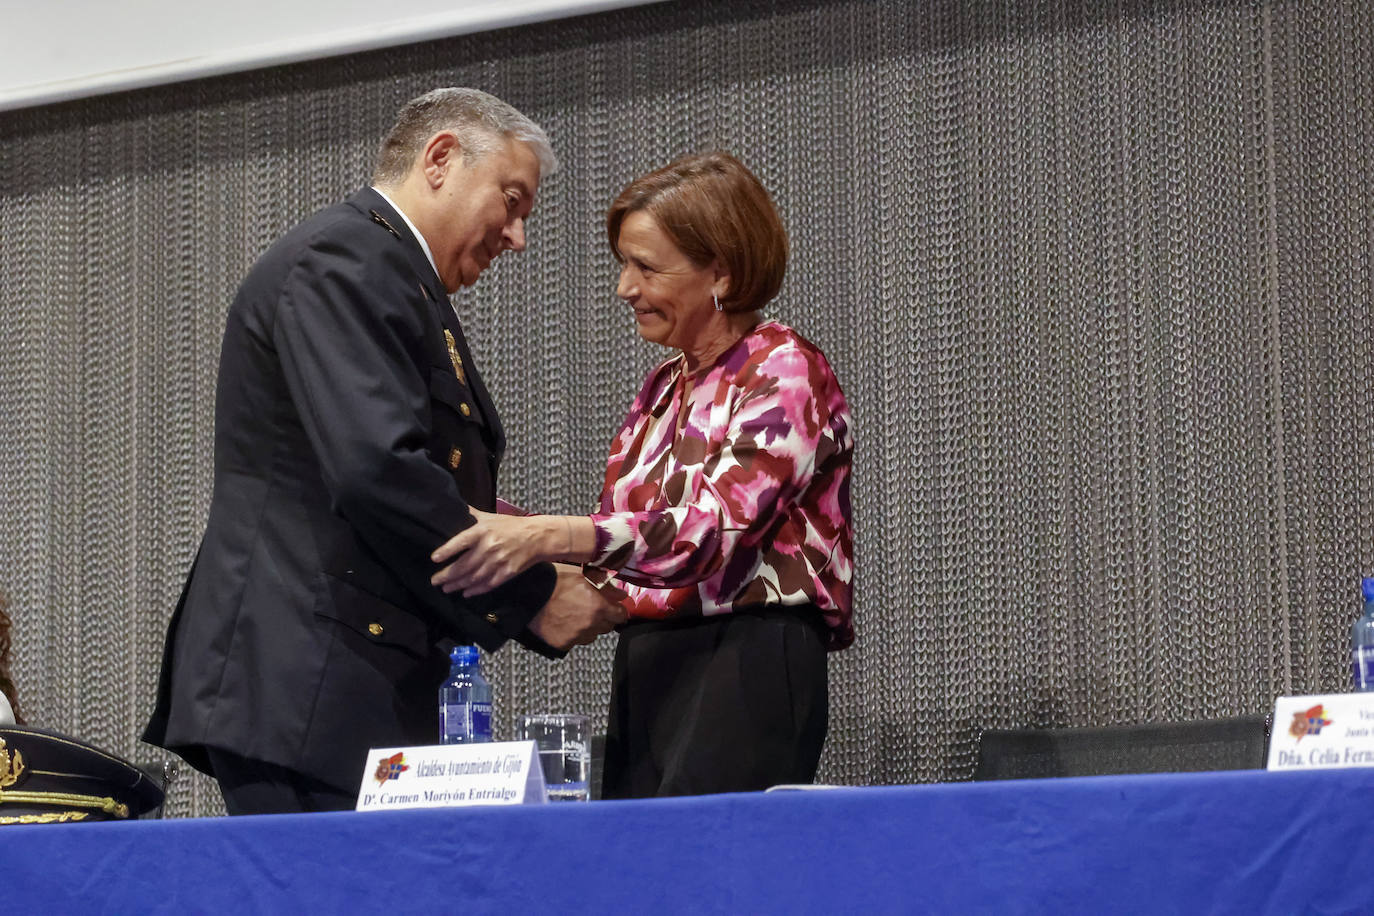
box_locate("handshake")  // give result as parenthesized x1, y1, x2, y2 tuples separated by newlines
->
(429, 505, 626, 652)
(527, 563, 627, 651)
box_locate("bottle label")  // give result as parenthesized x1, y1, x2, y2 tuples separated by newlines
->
(471, 701, 492, 742)
(1353, 647, 1374, 691)
(442, 700, 493, 743)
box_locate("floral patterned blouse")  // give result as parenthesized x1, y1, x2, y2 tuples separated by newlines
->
(584, 321, 854, 650)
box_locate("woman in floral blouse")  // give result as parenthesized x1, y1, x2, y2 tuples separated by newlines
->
(432, 151, 853, 797)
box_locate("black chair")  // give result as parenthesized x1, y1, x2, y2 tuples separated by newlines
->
(590, 733, 605, 800)
(974, 715, 1270, 781)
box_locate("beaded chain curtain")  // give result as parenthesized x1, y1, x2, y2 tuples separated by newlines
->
(1, 0, 1370, 818)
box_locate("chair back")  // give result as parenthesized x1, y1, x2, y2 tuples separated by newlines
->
(974, 716, 1270, 781)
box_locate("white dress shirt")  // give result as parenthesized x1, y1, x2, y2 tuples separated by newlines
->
(371, 186, 440, 281)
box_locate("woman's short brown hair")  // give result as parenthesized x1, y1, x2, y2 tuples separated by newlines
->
(0, 592, 21, 724)
(606, 151, 788, 313)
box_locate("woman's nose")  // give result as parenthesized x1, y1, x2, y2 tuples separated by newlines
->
(616, 266, 635, 299)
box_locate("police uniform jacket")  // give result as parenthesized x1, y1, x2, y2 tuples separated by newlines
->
(144, 188, 556, 792)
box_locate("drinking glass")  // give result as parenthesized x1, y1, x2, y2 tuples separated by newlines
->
(516, 713, 590, 802)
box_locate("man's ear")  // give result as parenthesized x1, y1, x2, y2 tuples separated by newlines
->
(420, 131, 463, 189)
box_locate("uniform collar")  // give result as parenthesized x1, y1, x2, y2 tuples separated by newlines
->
(350, 188, 448, 305)
(369, 185, 439, 283)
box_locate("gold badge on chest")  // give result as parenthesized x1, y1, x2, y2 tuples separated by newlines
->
(443, 330, 467, 385)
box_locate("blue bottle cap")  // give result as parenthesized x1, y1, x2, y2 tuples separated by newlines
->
(1364, 578, 1374, 603)
(451, 644, 480, 665)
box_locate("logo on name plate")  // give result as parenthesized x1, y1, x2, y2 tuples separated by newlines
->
(1288, 704, 1333, 742)
(373, 751, 410, 786)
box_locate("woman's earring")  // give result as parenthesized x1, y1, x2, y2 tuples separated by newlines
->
(713, 292, 722, 312)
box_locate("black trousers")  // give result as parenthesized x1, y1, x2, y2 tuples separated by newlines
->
(601, 605, 829, 799)
(207, 748, 357, 815)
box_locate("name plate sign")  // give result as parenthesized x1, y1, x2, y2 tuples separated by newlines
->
(1267, 693, 1374, 771)
(356, 740, 546, 811)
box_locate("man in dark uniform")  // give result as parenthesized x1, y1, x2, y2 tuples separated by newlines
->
(143, 88, 624, 815)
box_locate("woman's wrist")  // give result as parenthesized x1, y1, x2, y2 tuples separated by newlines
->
(544, 515, 596, 564)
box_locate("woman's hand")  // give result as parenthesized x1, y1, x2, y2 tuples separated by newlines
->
(430, 507, 556, 596)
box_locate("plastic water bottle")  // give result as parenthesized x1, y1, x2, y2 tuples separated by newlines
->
(1352, 577, 1374, 692)
(439, 645, 492, 743)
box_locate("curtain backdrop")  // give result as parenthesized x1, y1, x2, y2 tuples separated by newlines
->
(1, 0, 1370, 817)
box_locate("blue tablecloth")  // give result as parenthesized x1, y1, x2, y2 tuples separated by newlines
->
(8, 767, 1372, 913)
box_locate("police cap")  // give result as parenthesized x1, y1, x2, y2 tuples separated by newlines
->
(0, 725, 165, 825)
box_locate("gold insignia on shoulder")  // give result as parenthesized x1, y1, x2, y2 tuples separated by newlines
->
(443, 330, 467, 384)
(369, 209, 400, 238)
(0, 737, 24, 789)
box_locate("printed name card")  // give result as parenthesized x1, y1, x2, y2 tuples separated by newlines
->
(356, 740, 546, 811)
(1267, 693, 1374, 771)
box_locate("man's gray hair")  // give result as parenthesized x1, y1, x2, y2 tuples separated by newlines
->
(372, 88, 557, 186)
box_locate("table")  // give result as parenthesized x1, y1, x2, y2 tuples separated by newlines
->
(8, 767, 1372, 913)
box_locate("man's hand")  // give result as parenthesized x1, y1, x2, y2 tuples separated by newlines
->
(527, 564, 627, 651)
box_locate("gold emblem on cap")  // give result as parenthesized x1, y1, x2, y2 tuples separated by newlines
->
(0, 737, 24, 789)
(449, 447, 462, 470)
(443, 330, 467, 385)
